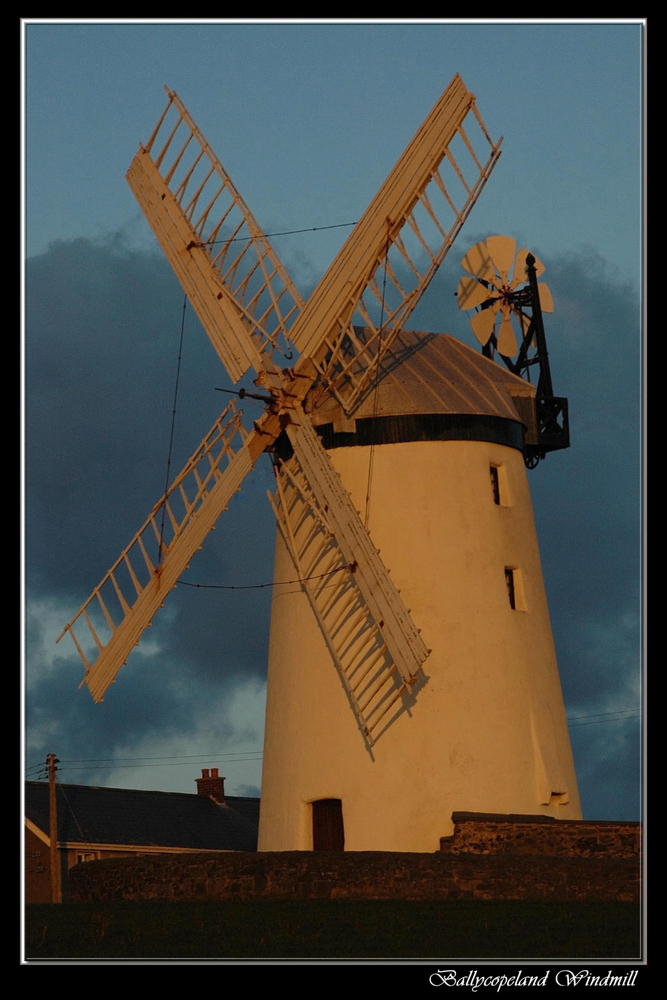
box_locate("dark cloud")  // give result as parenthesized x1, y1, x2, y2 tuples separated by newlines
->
(25, 236, 641, 817)
(27, 238, 231, 589)
(529, 254, 640, 688)
(528, 254, 642, 820)
(25, 236, 276, 785)
(568, 718, 641, 822)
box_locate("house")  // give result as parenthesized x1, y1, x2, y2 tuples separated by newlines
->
(24, 768, 259, 903)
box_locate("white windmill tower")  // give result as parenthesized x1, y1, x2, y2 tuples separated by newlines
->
(58, 76, 581, 853)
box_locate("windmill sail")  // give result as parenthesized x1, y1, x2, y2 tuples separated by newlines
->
(285, 414, 429, 683)
(126, 89, 304, 383)
(270, 454, 419, 746)
(57, 403, 253, 702)
(289, 74, 502, 414)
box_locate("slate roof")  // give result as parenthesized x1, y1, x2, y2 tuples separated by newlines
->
(25, 781, 258, 852)
(310, 329, 535, 425)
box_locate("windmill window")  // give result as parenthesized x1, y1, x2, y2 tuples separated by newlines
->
(505, 568, 516, 608)
(490, 464, 510, 505)
(312, 798, 345, 851)
(505, 567, 527, 611)
(490, 466, 500, 504)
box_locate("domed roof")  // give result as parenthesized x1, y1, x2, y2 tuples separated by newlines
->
(308, 329, 535, 429)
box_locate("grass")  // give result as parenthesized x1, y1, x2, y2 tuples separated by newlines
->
(24, 899, 641, 960)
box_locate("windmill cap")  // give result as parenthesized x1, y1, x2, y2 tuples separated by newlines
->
(309, 329, 534, 428)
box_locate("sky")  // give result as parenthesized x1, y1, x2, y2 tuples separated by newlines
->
(23, 20, 643, 821)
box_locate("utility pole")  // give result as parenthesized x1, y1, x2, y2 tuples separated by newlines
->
(47, 754, 61, 903)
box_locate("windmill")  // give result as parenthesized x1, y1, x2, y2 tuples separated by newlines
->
(58, 76, 581, 852)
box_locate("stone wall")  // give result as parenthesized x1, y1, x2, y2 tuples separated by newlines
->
(69, 849, 640, 904)
(67, 817, 642, 904)
(440, 814, 640, 857)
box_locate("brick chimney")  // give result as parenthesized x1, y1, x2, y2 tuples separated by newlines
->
(195, 767, 226, 803)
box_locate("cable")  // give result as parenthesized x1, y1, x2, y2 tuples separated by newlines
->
(364, 235, 391, 530)
(176, 564, 350, 591)
(25, 761, 48, 775)
(57, 757, 263, 771)
(198, 220, 357, 249)
(53, 750, 263, 765)
(158, 294, 187, 565)
(28, 750, 264, 777)
(567, 710, 641, 729)
(568, 709, 640, 721)
(55, 775, 86, 840)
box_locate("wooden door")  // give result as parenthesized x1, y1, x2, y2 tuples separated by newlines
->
(312, 799, 345, 851)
